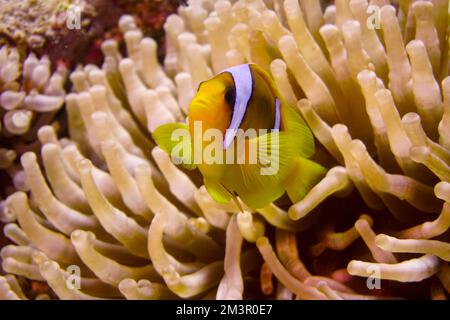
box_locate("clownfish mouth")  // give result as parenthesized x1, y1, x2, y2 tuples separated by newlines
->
(189, 99, 209, 112)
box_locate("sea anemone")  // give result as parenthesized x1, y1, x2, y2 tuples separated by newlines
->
(0, 0, 449, 300)
(0, 44, 67, 196)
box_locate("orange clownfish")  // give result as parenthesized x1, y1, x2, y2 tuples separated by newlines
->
(153, 63, 326, 209)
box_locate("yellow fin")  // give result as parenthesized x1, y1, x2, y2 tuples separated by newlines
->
(152, 123, 197, 170)
(224, 130, 295, 209)
(232, 163, 286, 210)
(284, 157, 327, 203)
(249, 63, 315, 158)
(282, 103, 315, 158)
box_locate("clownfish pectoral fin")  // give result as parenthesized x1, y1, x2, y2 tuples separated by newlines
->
(204, 179, 232, 204)
(283, 157, 327, 204)
(232, 161, 286, 210)
(152, 122, 197, 170)
(226, 131, 294, 209)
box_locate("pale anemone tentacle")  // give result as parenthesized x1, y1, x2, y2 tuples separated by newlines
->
(20, 151, 104, 237)
(347, 255, 442, 282)
(279, 36, 340, 125)
(135, 164, 223, 262)
(349, 0, 388, 82)
(147, 205, 223, 298)
(296, 99, 344, 163)
(61, 144, 128, 211)
(355, 218, 398, 264)
(2, 274, 27, 300)
(319, 24, 368, 138)
(32, 252, 106, 300)
(118, 278, 178, 300)
(375, 234, 450, 261)
(77, 159, 149, 259)
(71, 230, 162, 286)
(152, 147, 203, 216)
(5, 192, 81, 265)
(380, 5, 415, 115)
(100, 139, 153, 221)
(331, 124, 384, 210)
(3, 223, 30, 246)
(284, 0, 347, 114)
(216, 214, 244, 300)
(289, 166, 353, 221)
(1, 245, 43, 281)
(0, 276, 21, 300)
(236, 211, 265, 243)
(256, 237, 327, 300)
(40, 143, 92, 214)
(323, 214, 374, 251)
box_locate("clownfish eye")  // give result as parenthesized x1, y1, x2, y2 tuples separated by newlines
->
(224, 86, 236, 107)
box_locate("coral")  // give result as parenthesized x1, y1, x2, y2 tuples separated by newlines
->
(0, 0, 449, 300)
(0, 0, 81, 48)
(0, 0, 99, 49)
(0, 0, 177, 67)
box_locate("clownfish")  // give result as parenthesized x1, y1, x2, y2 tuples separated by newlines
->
(153, 63, 326, 209)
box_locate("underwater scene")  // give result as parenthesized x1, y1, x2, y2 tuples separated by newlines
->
(0, 0, 448, 301)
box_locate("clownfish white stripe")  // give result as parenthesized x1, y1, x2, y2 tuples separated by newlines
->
(221, 64, 253, 149)
(274, 98, 281, 131)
